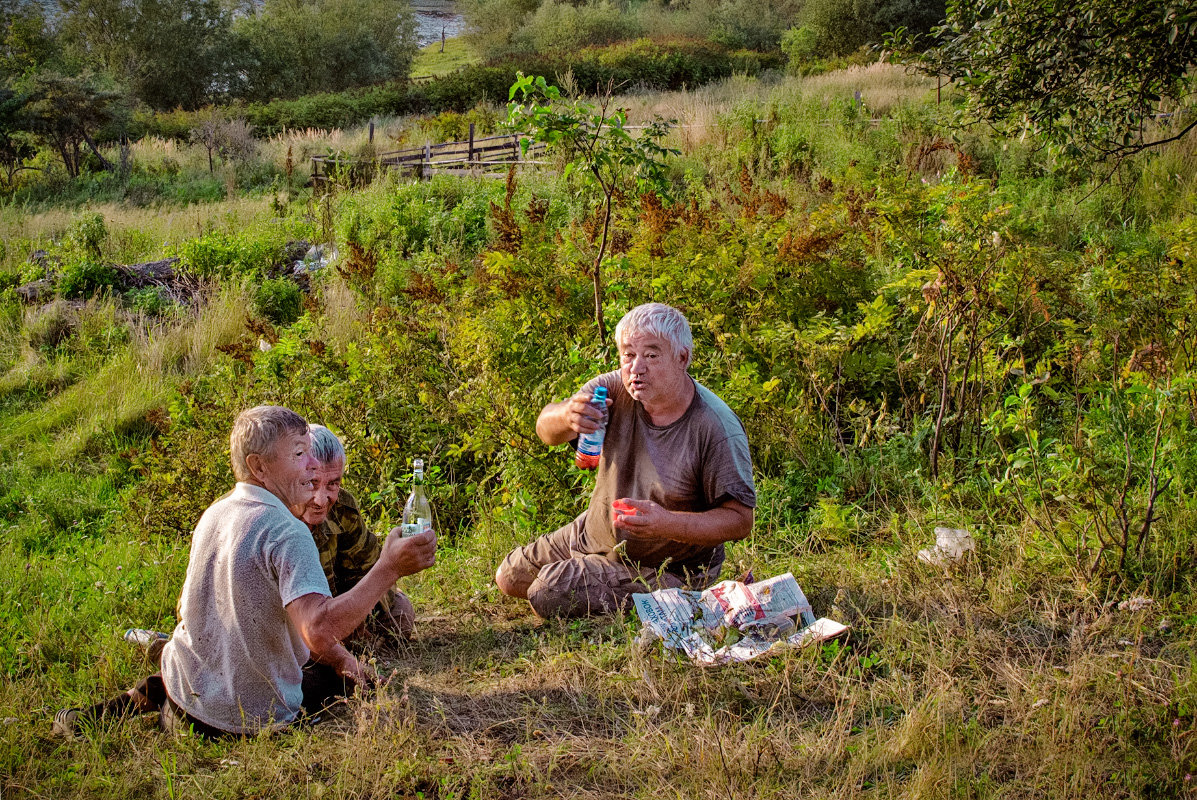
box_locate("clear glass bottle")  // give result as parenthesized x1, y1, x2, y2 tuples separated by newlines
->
(401, 458, 433, 537)
(575, 385, 608, 470)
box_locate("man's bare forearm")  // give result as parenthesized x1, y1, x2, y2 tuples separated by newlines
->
(536, 400, 577, 445)
(310, 639, 360, 677)
(660, 504, 753, 546)
(616, 499, 754, 548)
(309, 563, 398, 643)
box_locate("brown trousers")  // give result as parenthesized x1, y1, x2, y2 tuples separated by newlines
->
(497, 512, 721, 618)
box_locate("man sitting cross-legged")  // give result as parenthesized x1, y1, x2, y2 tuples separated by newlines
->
(495, 302, 756, 618)
(54, 405, 436, 739)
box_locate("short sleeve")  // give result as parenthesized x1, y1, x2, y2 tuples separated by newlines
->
(703, 433, 756, 510)
(271, 522, 332, 606)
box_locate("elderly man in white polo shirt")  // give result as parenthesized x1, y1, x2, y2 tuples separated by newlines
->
(54, 405, 436, 738)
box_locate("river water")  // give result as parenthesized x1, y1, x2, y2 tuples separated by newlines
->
(413, 1, 467, 47)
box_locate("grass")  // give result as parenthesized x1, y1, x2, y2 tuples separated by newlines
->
(0, 286, 251, 476)
(0, 195, 299, 273)
(0, 67, 1195, 798)
(411, 36, 483, 79)
(4, 541, 1190, 797)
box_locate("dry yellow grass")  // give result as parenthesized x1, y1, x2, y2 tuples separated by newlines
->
(615, 64, 940, 152)
(0, 196, 284, 269)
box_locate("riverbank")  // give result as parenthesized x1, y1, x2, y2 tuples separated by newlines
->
(414, 0, 466, 47)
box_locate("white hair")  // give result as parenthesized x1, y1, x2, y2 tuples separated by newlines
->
(308, 424, 346, 467)
(614, 303, 693, 366)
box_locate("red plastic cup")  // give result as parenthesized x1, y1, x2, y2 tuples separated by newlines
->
(612, 499, 638, 517)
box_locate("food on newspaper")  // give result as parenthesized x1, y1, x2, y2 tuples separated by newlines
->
(632, 573, 849, 665)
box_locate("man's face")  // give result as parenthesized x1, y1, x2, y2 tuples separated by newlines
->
(255, 429, 319, 515)
(300, 457, 344, 528)
(618, 331, 690, 408)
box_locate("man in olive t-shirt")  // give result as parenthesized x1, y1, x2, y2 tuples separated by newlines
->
(496, 303, 756, 618)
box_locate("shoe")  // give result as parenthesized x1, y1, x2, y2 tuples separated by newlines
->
(122, 628, 169, 648)
(52, 708, 81, 739)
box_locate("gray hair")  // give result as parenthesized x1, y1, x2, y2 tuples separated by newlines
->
(614, 303, 693, 366)
(309, 424, 346, 467)
(230, 405, 309, 482)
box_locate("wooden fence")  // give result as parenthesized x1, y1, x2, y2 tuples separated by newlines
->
(311, 125, 545, 184)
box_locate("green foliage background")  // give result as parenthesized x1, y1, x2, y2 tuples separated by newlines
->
(0, 67, 1194, 796)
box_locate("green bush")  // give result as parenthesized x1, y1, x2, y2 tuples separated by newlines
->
(178, 231, 282, 279)
(781, 25, 820, 71)
(232, 0, 418, 102)
(425, 105, 501, 143)
(795, 0, 945, 58)
(65, 212, 108, 261)
(126, 287, 172, 316)
(706, 0, 804, 51)
(58, 260, 120, 299)
(514, 0, 642, 54)
(253, 277, 302, 326)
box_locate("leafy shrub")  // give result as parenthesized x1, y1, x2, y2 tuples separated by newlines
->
(338, 175, 500, 300)
(58, 260, 120, 299)
(65, 212, 108, 260)
(232, 0, 418, 102)
(795, 0, 945, 58)
(461, 0, 542, 59)
(253, 277, 302, 326)
(704, 0, 803, 51)
(425, 105, 502, 143)
(781, 25, 820, 72)
(514, 0, 642, 54)
(127, 287, 172, 316)
(178, 231, 283, 279)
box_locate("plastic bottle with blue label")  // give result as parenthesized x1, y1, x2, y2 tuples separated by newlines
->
(574, 385, 608, 469)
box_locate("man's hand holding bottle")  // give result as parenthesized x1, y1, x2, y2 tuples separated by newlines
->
(381, 525, 436, 579)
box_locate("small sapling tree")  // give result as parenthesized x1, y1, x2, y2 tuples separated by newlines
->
(506, 72, 677, 343)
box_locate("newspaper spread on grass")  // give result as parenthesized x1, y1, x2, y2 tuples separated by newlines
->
(632, 572, 849, 665)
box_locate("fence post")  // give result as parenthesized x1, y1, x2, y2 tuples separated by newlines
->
(512, 134, 519, 161)
(469, 122, 475, 162)
(424, 142, 431, 180)
(368, 121, 374, 143)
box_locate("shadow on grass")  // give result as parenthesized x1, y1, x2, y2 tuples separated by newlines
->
(404, 684, 625, 743)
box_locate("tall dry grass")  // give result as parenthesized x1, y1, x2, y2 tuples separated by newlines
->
(0, 195, 287, 270)
(612, 64, 938, 153)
